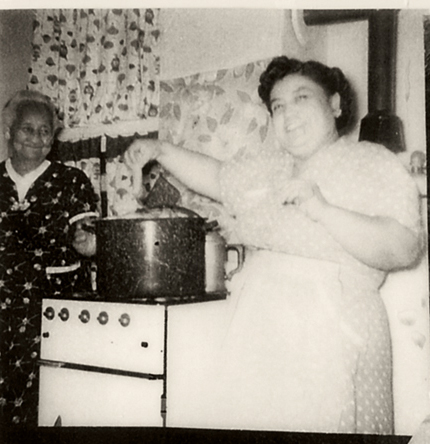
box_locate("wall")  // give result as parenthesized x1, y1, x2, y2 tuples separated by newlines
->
(397, 10, 428, 160)
(321, 20, 369, 139)
(159, 9, 286, 80)
(0, 9, 34, 161)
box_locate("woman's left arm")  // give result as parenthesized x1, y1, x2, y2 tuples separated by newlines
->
(283, 180, 423, 271)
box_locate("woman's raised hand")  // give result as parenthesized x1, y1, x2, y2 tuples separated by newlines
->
(124, 139, 161, 197)
(124, 138, 223, 202)
(281, 179, 329, 222)
(124, 139, 161, 170)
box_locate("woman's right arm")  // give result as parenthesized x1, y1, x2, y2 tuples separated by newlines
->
(124, 139, 223, 202)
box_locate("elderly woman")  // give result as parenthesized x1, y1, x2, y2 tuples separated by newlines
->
(0, 90, 98, 426)
(125, 56, 423, 434)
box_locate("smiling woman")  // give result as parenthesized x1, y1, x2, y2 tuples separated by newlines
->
(7, 102, 55, 175)
(123, 55, 423, 434)
(0, 90, 99, 426)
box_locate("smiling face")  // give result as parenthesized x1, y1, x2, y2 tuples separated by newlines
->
(7, 103, 54, 171)
(270, 73, 340, 163)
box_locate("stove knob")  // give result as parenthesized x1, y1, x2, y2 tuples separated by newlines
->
(97, 311, 109, 325)
(58, 308, 69, 322)
(79, 309, 91, 324)
(43, 306, 55, 320)
(118, 313, 130, 327)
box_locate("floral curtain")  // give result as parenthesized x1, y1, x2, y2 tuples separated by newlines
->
(29, 8, 160, 141)
(159, 58, 275, 241)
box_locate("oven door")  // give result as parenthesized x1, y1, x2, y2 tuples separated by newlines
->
(38, 365, 164, 427)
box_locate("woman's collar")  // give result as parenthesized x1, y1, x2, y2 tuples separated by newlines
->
(6, 157, 51, 180)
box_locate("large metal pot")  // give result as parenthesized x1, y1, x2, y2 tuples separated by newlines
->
(95, 207, 206, 299)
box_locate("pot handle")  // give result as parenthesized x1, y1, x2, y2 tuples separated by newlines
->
(204, 220, 219, 232)
(226, 244, 245, 281)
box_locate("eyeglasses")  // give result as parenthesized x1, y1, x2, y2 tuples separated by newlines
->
(17, 125, 53, 141)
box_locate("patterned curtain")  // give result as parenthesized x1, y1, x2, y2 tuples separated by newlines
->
(29, 8, 160, 141)
(28, 9, 161, 217)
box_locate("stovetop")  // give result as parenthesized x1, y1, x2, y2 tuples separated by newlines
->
(43, 291, 227, 305)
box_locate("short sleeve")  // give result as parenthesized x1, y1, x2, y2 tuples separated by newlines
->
(343, 143, 422, 235)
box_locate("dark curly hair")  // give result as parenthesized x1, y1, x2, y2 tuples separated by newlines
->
(258, 56, 353, 133)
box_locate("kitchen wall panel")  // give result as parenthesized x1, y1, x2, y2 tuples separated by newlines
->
(0, 9, 34, 162)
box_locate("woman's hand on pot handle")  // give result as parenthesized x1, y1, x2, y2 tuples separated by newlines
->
(282, 179, 329, 222)
(72, 218, 97, 257)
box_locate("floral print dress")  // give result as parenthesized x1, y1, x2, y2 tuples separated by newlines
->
(0, 161, 98, 426)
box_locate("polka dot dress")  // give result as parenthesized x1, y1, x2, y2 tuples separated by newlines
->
(208, 136, 422, 434)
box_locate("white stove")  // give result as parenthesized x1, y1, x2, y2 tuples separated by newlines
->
(38, 298, 166, 427)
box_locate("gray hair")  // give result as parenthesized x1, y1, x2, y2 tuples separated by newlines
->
(2, 89, 62, 135)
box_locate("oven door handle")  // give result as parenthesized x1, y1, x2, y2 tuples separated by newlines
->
(38, 359, 164, 380)
(38, 359, 66, 368)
